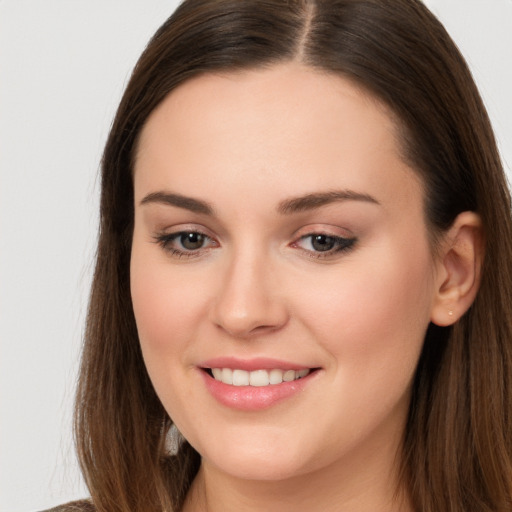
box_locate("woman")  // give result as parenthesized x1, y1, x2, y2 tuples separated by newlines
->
(52, 0, 512, 510)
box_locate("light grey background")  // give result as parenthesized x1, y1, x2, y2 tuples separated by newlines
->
(1, 1, 511, 511)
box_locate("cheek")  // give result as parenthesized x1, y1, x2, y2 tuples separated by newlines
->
(292, 242, 434, 367)
(130, 242, 209, 423)
(130, 240, 204, 359)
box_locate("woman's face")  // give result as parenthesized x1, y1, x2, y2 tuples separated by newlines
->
(131, 64, 439, 483)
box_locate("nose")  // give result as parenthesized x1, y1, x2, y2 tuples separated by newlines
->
(209, 248, 289, 339)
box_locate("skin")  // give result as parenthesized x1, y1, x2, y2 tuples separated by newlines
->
(130, 63, 480, 512)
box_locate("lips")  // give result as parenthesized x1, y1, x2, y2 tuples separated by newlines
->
(198, 358, 320, 410)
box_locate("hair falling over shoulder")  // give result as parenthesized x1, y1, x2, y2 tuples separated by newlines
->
(74, 1, 512, 510)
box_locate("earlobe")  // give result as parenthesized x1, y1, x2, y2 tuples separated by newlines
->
(430, 211, 484, 327)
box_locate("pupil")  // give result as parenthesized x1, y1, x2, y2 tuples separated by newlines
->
(312, 235, 335, 252)
(181, 232, 204, 250)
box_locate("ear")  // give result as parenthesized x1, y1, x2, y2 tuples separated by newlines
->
(430, 211, 484, 327)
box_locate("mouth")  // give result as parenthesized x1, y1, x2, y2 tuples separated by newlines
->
(203, 367, 316, 387)
(198, 358, 321, 410)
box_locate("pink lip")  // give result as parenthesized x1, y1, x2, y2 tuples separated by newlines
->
(197, 357, 320, 411)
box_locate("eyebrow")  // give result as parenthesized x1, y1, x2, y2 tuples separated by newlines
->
(139, 189, 379, 216)
(140, 191, 214, 215)
(277, 190, 380, 214)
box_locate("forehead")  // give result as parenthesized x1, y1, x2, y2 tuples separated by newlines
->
(134, 63, 422, 214)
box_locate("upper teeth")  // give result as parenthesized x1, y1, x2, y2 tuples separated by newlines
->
(211, 368, 310, 387)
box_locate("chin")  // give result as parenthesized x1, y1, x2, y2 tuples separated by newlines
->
(193, 431, 313, 482)
(207, 453, 309, 482)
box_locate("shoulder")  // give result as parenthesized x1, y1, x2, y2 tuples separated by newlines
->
(39, 500, 95, 512)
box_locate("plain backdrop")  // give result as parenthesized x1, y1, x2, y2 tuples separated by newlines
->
(0, 1, 511, 511)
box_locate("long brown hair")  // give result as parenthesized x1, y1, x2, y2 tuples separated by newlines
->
(75, 1, 512, 510)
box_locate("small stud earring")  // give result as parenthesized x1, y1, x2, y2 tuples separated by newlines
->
(448, 310, 454, 316)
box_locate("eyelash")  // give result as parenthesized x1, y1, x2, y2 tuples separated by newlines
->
(292, 233, 357, 259)
(153, 230, 357, 260)
(153, 231, 217, 259)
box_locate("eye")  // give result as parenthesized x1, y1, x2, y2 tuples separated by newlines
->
(178, 232, 207, 250)
(294, 233, 356, 258)
(153, 230, 218, 258)
(306, 234, 337, 252)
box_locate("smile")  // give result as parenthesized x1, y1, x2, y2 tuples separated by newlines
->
(198, 358, 321, 410)
(210, 368, 311, 387)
